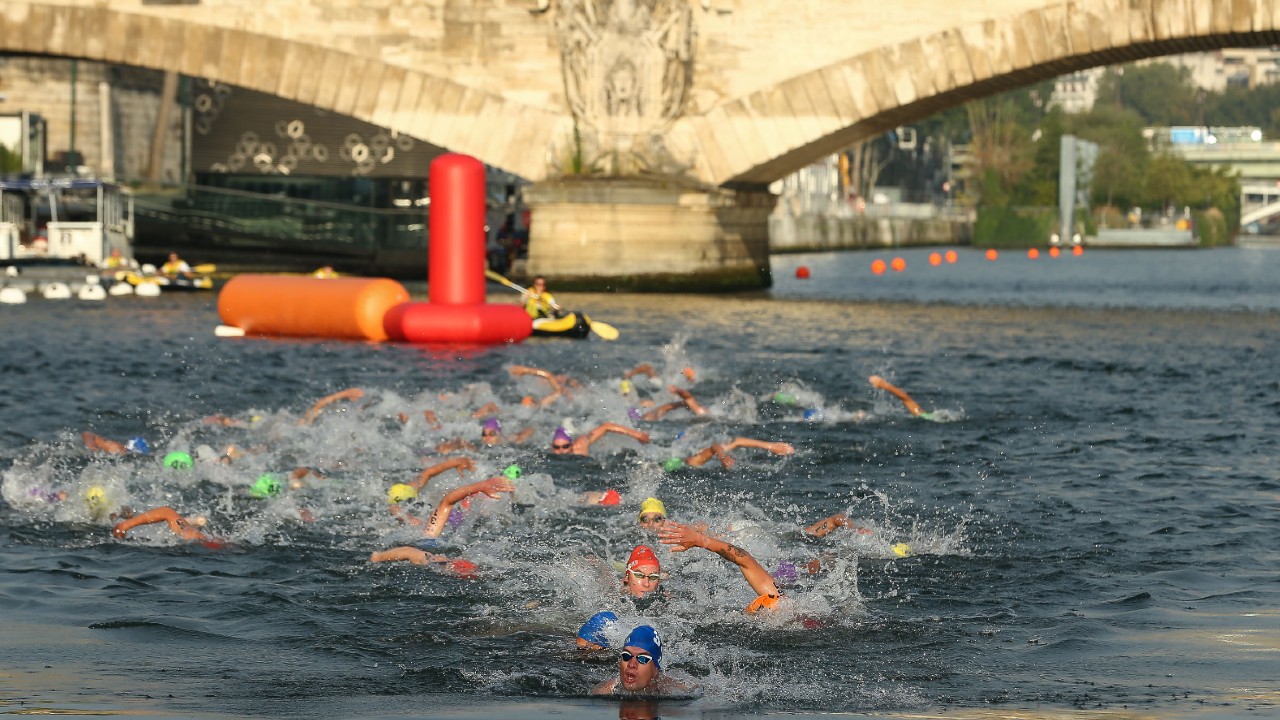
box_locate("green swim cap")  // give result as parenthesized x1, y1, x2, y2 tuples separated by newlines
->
(772, 392, 798, 406)
(163, 451, 194, 471)
(662, 457, 685, 472)
(502, 464, 522, 480)
(249, 473, 282, 499)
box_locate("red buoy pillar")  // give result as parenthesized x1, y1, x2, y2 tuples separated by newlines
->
(385, 154, 533, 344)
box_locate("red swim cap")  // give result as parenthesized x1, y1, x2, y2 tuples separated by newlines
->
(627, 545, 660, 570)
(600, 488, 622, 506)
(446, 559, 479, 578)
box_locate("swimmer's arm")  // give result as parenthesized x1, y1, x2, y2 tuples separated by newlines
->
(513, 426, 536, 444)
(411, 456, 475, 491)
(804, 513, 849, 538)
(725, 437, 794, 456)
(471, 402, 500, 418)
(683, 443, 730, 468)
(82, 431, 126, 454)
(112, 506, 182, 538)
(423, 410, 442, 430)
(422, 477, 515, 537)
(669, 386, 708, 416)
(370, 547, 446, 565)
(594, 422, 650, 444)
(299, 388, 364, 425)
(868, 375, 925, 416)
(591, 677, 620, 695)
(659, 522, 779, 600)
(640, 401, 684, 421)
(623, 363, 658, 379)
(435, 438, 477, 454)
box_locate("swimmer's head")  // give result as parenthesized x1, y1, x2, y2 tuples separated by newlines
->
(387, 483, 418, 504)
(163, 451, 193, 471)
(638, 497, 667, 528)
(627, 407, 642, 421)
(480, 418, 502, 446)
(892, 542, 914, 558)
(620, 379, 634, 395)
(802, 408, 823, 422)
(661, 457, 684, 472)
(599, 488, 622, 506)
(772, 392, 798, 406)
(125, 436, 151, 455)
(502, 464, 522, 481)
(577, 610, 619, 649)
(249, 473, 282, 499)
(623, 545, 662, 598)
(445, 559, 479, 579)
(771, 561, 799, 584)
(551, 427, 573, 454)
(620, 625, 663, 677)
(85, 486, 107, 512)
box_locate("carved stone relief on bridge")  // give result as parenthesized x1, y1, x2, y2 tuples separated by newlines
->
(550, 0, 696, 177)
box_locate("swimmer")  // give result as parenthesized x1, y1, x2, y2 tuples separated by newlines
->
(82, 432, 149, 455)
(409, 456, 476, 492)
(576, 610, 619, 650)
(509, 365, 564, 407)
(479, 417, 535, 447)
(578, 488, 624, 506)
(298, 387, 364, 426)
(368, 547, 479, 578)
(637, 497, 667, 531)
(592, 625, 690, 695)
(658, 521, 781, 614)
(111, 506, 216, 544)
(619, 545, 668, 610)
(552, 423, 650, 456)
(803, 513, 873, 538)
(677, 437, 794, 470)
(868, 375, 933, 419)
(640, 386, 708, 421)
(421, 476, 516, 538)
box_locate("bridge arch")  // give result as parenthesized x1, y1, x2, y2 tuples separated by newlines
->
(0, 1, 559, 180)
(690, 0, 1280, 187)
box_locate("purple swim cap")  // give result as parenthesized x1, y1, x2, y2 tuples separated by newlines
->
(553, 426, 573, 444)
(772, 561, 799, 583)
(482, 417, 501, 433)
(627, 407, 642, 421)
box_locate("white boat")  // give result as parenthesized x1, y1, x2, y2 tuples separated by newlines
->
(0, 177, 135, 269)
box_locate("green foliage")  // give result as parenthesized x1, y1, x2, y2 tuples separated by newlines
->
(974, 206, 1056, 247)
(0, 144, 21, 174)
(1094, 63, 1201, 125)
(1192, 208, 1229, 246)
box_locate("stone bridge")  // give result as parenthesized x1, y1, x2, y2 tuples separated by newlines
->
(4, 0, 1278, 287)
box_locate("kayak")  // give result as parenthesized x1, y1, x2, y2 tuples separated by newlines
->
(532, 311, 592, 339)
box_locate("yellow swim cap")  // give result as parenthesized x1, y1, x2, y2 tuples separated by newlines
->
(638, 497, 666, 520)
(387, 483, 418, 504)
(85, 486, 106, 508)
(620, 379, 634, 395)
(891, 542, 914, 558)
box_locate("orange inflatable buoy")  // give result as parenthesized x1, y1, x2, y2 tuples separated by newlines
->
(928, 252, 942, 266)
(1049, 247, 1061, 258)
(1027, 248, 1040, 259)
(218, 275, 410, 341)
(890, 257, 906, 272)
(871, 259, 887, 275)
(985, 248, 998, 261)
(795, 266, 811, 279)
(944, 250, 958, 264)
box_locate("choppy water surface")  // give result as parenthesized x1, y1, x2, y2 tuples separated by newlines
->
(2, 246, 1278, 720)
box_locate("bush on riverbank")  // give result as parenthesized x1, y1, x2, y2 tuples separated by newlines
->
(1193, 208, 1230, 247)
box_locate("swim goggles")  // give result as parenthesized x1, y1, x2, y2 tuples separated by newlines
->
(627, 569, 662, 582)
(619, 651, 654, 665)
(638, 513, 666, 524)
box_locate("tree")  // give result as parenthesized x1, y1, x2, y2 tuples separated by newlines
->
(1093, 62, 1200, 125)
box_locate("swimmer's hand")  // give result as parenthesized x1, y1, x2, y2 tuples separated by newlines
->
(657, 521, 708, 553)
(474, 477, 515, 499)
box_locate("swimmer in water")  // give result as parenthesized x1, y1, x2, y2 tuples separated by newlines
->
(592, 625, 690, 695)
(803, 513, 873, 538)
(82, 432, 150, 455)
(368, 547, 479, 578)
(619, 545, 669, 611)
(478, 416, 535, 447)
(576, 610, 620, 650)
(637, 497, 667, 531)
(670, 436, 795, 470)
(868, 375, 933, 419)
(509, 365, 564, 407)
(111, 506, 216, 543)
(552, 423, 650, 456)
(639, 386, 708, 421)
(658, 521, 781, 613)
(298, 387, 364, 426)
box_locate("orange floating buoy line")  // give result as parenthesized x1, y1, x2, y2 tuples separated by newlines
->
(216, 154, 533, 345)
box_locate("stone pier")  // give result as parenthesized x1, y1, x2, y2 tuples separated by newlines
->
(523, 179, 776, 292)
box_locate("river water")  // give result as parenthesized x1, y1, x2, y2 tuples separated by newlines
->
(2, 246, 1278, 720)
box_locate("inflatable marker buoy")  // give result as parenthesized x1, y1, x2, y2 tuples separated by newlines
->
(0, 287, 26, 304)
(42, 282, 72, 300)
(135, 282, 161, 297)
(108, 282, 133, 296)
(78, 284, 106, 301)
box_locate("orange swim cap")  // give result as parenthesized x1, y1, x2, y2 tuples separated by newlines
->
(600, 488, 622, 506)
(627, 545, 660, 571)
(745, 593, 780, 614)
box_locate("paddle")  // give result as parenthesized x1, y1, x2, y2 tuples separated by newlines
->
(484, 270, 619, 340)
(192, 263, 217, 274)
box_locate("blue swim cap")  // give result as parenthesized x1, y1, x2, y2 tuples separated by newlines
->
(125, 437, 151, 455)
(803, 408, 823, 421)
(622, 625, 662, 669)
(577, 610, 619, 648)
